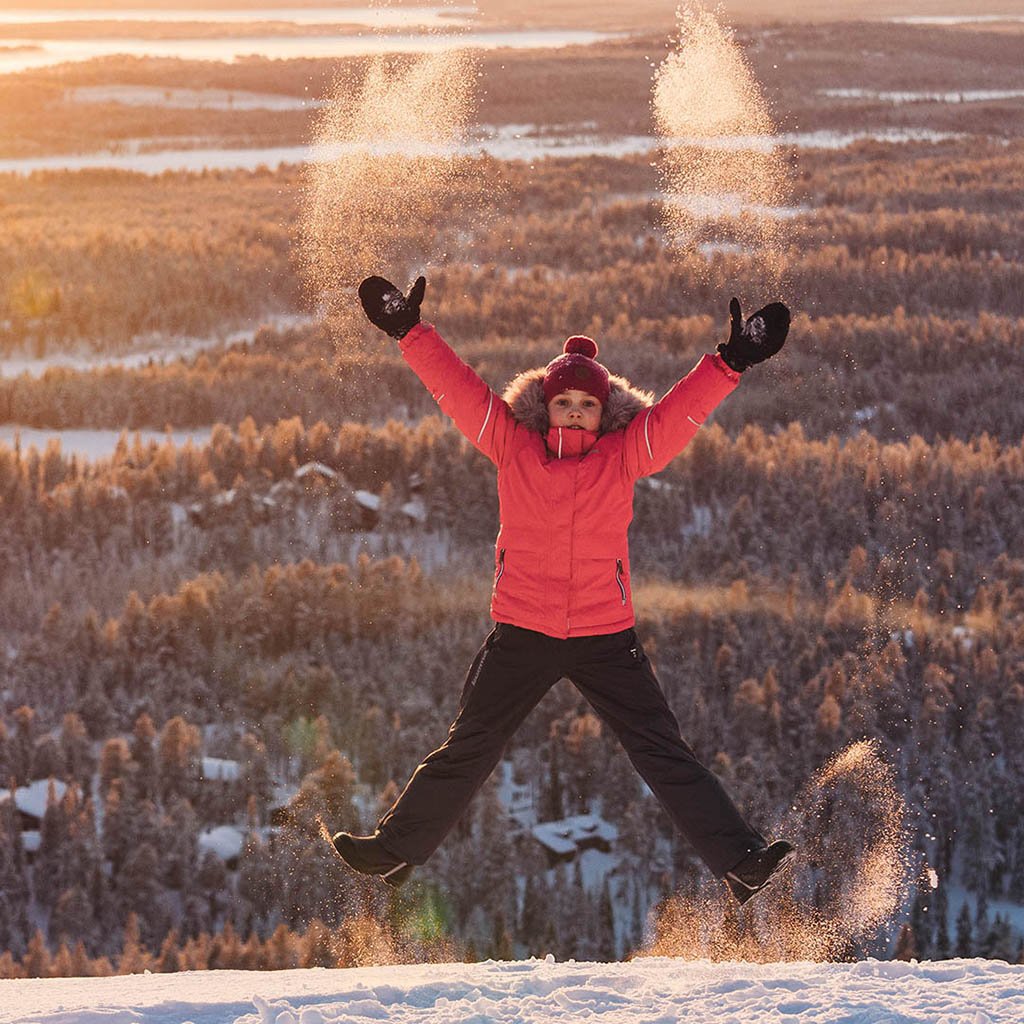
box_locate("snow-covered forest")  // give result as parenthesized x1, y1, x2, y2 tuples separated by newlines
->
(2, 5, 1024, 981)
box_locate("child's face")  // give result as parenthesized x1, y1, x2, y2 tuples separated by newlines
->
(547, 389, 602, 432)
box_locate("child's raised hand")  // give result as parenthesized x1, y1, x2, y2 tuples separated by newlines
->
(358, 275, 426, 339)
(717, 297, 790, 372)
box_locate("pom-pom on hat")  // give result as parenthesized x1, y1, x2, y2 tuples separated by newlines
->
(542, 336, 611, 405)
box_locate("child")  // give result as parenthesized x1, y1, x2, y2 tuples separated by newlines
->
(332, 274, 793, 904)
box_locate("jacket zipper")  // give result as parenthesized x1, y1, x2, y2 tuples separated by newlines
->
(566, 461, 580, 634)
(560, 441, 596, 635)
(495, 548, 506, 586)
(615, 559, 627, 605)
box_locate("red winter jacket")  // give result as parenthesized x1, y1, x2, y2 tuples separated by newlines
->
(399, 322, 740, 639)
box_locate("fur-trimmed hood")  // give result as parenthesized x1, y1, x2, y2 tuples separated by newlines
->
(502, 367, 654, 435)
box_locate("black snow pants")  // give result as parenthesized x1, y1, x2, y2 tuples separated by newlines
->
(376, 622, 764, 877)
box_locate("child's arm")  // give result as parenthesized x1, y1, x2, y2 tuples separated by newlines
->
(621, 353, 740, 478)
(359, 274, 515, 465)
(399, 322, 516, 466)
(621, 298, 790, 478)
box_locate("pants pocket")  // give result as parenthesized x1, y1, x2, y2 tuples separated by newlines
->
(627, 628, 646, 665)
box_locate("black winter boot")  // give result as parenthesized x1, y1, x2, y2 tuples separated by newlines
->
(724, 840, 796, 905)
(332, 832, 413, 888)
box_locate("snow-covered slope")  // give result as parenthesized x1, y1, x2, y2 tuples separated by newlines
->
(4, 957, 1023, 1024)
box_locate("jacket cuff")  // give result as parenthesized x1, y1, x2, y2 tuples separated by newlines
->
(398, 321, 434, 351)
(711, 351, 743, 383)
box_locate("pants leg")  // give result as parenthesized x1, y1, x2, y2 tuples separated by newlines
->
(569, 629, 763, 877)
(376, 624, 563, 864)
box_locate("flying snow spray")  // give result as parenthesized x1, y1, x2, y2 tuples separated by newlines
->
(300, 4, 482, 341)
(652, 3, 791, 272)
(644, 741, 914, 962)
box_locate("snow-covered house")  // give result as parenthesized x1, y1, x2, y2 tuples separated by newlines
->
(400, 498, 427, 524)
(198, 824, 247, 870)
(0, 778, 68, 831)
(532, 814, 618, 867)
(294, 461, 339, 483)
(0, 780, 70, 862)
(353, 489, 382, 527)
(198, 824, 275, 871)
(201, 756, 241, 783)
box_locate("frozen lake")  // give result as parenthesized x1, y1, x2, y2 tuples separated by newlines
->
(0, 6, 476, 29)
(0, 425, 215, 461)
(66, 84, 325, 111)
(0, 126, 972, 176)
(889, 14, 1024, 25)
(667, 128, 967, 153)
(0, 28, 617, 74)
(0, 127, 654, 175)
(72, 81, 1019, 117)
(823, 87, 1024, 104)
(0, 314, 311, 380)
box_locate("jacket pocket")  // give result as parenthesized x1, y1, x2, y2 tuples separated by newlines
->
(615, 559, 628, 606)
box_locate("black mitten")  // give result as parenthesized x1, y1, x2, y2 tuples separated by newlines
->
(717, 297, 790, 372)
(358, 275, 426, 339)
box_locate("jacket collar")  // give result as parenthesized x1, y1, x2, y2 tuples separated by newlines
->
(546, 426, 599, 458)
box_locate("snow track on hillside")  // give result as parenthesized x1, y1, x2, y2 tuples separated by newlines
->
(4, 956, 1023, 1024)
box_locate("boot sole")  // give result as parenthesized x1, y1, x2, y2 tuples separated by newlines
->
(726, 848, 797, 906)
(318, 819, 414, 889)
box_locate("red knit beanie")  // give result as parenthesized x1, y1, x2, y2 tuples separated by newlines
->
(542, 336, 610, 405)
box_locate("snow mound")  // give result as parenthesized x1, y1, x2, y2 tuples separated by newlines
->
(3, 957, 1023, 1024)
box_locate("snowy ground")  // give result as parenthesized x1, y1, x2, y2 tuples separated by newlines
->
(3, 957, 1023, 1024)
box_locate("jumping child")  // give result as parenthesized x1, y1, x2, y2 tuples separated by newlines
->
(332, 274, 794, 904)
